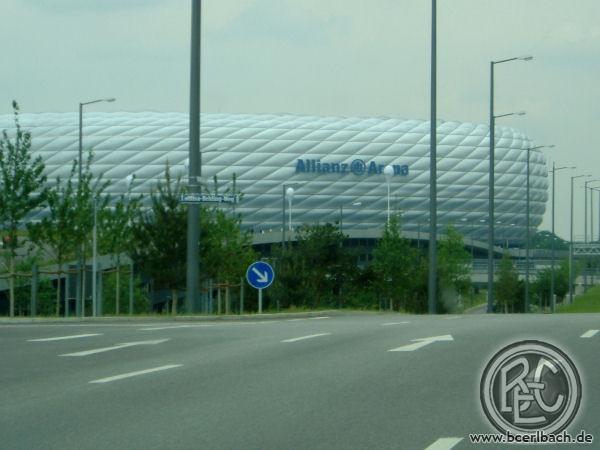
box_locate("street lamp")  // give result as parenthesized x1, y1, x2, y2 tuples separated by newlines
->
(525, 144, 554, 312)
(487, 55, 532, 314)
(286, 187, 295, 232)
(281, 183, 301, 250)
(78, 97, 115, 317)
(550, 163, 575, 312)
(384, 165, 394, 225)
(570, 175, 589, 304)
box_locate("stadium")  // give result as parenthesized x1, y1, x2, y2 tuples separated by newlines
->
(0, 112, 548, 244)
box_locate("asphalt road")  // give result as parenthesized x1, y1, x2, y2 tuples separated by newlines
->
(1, 313, 598, 450)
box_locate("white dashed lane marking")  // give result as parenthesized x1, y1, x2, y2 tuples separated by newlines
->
(60, 339, 169, 357)
(28, 333, 102, 342)
(90, 364, 183, 384)
(281, 333, 332, 343)
(424, 437, 463, 450)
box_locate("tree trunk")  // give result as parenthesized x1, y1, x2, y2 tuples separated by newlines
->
(217, 286, 222, 314)
(115, 262, 120, 315)
(56, 262, 62, 316)
(225, 285, 230, 314)
(9, 253, 15, 318)
(171, 289, 178, 314)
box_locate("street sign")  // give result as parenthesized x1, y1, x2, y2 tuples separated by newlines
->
(180, 193, 239, 204)
(246, 261, 275, 290)
(246, 261, 275, 314)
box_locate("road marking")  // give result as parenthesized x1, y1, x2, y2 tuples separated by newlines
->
(28, 333, 102, 342)
(443, 316, 462, 320)
(580, 329, 599, 338)
(381, 321, 410, 326)
(281, 333, 332, 343)
(424, 437, 463, 450)
(89, 364, 182, 384)
(286, 318, 306, 322)
(309, 316, 330, 320)
(60, 339, 169, 357)
(388, 335, 454, 352)
(139, 324, 214, 331)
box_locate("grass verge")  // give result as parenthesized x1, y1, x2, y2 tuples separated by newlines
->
(558, 286, 600, 313)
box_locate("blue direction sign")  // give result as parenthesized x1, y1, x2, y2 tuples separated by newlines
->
(246, 261, 275, 290)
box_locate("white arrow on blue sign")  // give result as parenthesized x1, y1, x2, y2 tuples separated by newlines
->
(246, 261, 275, 290)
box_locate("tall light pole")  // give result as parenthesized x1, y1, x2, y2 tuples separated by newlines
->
(551, 163, 575, 312)
(525, 145, 554, 312)
(428, 0, 437, 315)
(185, 0, 201, 314)
(78, 97, 115, 317)
(570, 175, 589, 304)
(384, 165, 394, 225)
(126, 174, 135, 315)
(583, 179, 600, 292)
(282, 183, 301, 250)
(487, 55, 532, 314)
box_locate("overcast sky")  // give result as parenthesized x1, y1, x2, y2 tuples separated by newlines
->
(2, 0, 599, 239)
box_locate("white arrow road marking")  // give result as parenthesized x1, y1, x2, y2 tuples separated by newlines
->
(28, 333, 102, 342)
(424, 437, 463, 450)
(90, 364, 182, 384)
(381, 321, 410, 326)
(581, 329, 599, 338)
(252, 267, 269, 283)
(388, 335, 454, 352)
(281, 333, 332, 343)
(60, 339, 169, 357)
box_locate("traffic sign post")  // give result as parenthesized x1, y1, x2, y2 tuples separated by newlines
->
(245, 261, 275, 314)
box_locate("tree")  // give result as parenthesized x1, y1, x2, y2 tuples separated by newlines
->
(29, 161, 79, 315)
(495, 253, 520, 313)
(0, 101, 48, 317)
(437, 225, 472, 297)
(132, 165, 187, 313)
(271, 223, 356, 310)
(100, 178, 142, 314)
(372, 214, 421, 311)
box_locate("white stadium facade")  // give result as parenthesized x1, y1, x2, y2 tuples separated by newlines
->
(0, 112, 548, 244)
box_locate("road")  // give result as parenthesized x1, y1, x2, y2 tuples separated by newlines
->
(1, 313, 598, 449)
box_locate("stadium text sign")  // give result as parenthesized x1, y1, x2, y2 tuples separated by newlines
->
(295, 158, 409, 176)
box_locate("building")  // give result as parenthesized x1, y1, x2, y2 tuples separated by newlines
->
(0, 112, 548, 243)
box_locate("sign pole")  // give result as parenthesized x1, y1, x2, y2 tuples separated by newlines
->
(258, 289, 263, 314)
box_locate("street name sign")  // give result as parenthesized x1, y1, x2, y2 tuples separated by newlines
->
(180, 193, 239, 204)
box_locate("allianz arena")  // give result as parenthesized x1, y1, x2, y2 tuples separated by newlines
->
(0, 112, 548, 242)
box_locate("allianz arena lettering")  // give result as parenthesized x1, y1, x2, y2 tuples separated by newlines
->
(295, 158, 409, 176)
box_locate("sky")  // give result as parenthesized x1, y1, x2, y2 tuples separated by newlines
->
(2, 0, 599, 239)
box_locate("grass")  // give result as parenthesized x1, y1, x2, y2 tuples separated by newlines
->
(558, 286, 600, 313)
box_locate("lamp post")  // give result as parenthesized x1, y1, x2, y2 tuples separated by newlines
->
(126, 174, 134, 315)
(384, 165, 394, 225)
(185, 0, 202, 315)
(282, 183, 301, 250)
(550, 163, 575, 312)
(78, 97, 115, 317)
(286, 187, 294, 232)
(428, 0, 437, 315)
(487, 55, 532, 314)
(525, 145, 554, 312)
(583, 179, 600, 292)
(570, 175, 589, 304)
